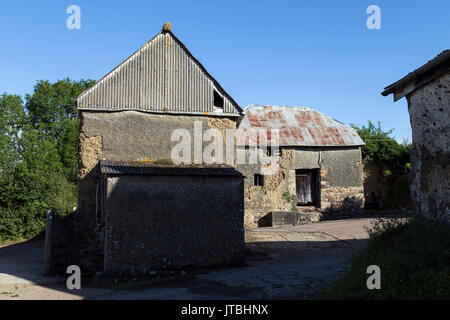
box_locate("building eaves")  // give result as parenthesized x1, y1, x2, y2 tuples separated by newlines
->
(100, 160, 242, 177)
(381, 50, 450, 101)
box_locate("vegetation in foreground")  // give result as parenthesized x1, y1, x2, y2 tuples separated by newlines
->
(317, 215, 450, 299)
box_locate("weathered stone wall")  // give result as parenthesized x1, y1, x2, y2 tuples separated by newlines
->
(319, 148, 364, 213)
(362, 162, 388, 209)
(76, 111, 238, 271)
(238, 146, 364, 226)
(238, 149, 295, 226)
(104, 174, 244, 275)
(406, 71, 450, 223)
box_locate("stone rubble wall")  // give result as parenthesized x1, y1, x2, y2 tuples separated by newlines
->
(241, 149, 294, 226)
(320, 167, 365, 213)
(407, 72, 450, 224)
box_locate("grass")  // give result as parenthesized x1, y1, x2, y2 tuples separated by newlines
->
(316, 215, 450, 299)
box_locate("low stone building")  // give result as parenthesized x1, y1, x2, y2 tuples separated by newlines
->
(74, 23, 244, 273)
(236, 105, 365, 226)
(382, 50, 449, 224)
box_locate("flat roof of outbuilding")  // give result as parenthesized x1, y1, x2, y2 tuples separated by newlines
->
(100, 160, 242, 176)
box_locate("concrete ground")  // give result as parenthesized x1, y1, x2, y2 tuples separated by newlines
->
(0, 217, 377, 300)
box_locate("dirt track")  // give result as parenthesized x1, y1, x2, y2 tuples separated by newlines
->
(0, 217, 379, 300)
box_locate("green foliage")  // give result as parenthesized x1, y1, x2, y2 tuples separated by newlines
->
(0, 78, 94, 242)
(282, 192, 297, 212)
(353, 121, 412, 208)
(316, 216, 450, 299)
(352, 121, 411, 169)
(25, 78, 95, 183)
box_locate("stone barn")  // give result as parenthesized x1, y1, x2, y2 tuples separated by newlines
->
(236, 105, 365, 226)
(74, 23, 244, 274)
(382, 50, 449, 224)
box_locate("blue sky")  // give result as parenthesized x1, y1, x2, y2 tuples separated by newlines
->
(1, 1, 449, 140)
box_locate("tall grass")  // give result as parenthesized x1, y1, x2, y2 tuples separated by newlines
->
(317, 215, 450, 299)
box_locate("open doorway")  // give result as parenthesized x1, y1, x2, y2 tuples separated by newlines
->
(295, 169, 320, 206)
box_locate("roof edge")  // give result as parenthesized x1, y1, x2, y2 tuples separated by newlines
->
(381, 50, 450, 101)
(78, 107, 242, 117)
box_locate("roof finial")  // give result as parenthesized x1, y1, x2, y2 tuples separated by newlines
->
(162, 22, 172, 32)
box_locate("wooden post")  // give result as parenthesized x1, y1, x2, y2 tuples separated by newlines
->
(43, 210, 54, 275)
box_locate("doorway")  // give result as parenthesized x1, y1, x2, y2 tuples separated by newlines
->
(295, 169, 320, 206)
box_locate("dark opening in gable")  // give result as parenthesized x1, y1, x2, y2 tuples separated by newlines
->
(213, 89, 224, 109)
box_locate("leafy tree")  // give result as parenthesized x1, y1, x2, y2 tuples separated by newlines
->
(25, 78, 95, 183)
(26, 78, 95, 125)
(0, 94, 26, 184)
(0, 78, 95, 241)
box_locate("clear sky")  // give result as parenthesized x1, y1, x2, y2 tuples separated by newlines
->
(1, 0, 449, 140)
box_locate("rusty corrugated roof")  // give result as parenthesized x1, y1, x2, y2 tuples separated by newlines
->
(236, 105, 364, 147)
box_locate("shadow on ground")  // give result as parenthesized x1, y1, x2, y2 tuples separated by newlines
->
(0, 214, 405, 299)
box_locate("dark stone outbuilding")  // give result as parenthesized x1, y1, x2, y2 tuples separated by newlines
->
(99, 161, 244, 275)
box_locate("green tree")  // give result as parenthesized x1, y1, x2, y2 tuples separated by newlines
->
(0, 94, 26, 184)
(0, 78, 95, 241)
(25, 78, 95, 183)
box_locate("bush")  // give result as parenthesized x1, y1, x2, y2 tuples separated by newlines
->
(317, 215, 450, 299)
(353, 121, 412, 208)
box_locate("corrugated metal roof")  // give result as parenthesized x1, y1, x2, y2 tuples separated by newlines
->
(100, 160, 242, 176)
(77, 24, 242, 116)
(236, 105, 364, 147)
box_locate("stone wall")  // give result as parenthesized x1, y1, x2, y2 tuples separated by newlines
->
(104, 174, 244, 275)
(238, 146, 364, 226)
(320, 168, 365, 213)
(406, 71, 450, 223)
(319, 148, 365, 213)
(238, 149, 295, 226)
(76, 110, 238, 271)
(362, 162, 388, 209)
